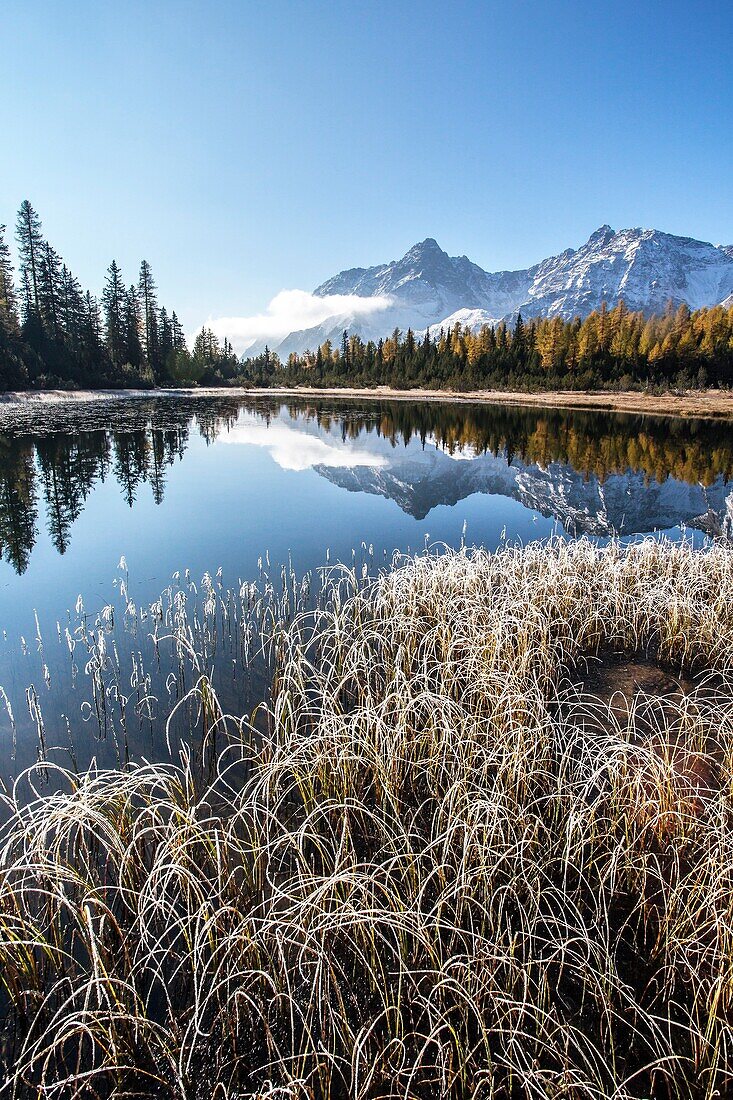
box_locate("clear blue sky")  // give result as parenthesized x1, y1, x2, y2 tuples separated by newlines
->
(5, 0, 732, 331)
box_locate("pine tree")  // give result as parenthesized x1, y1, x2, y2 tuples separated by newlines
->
(0, 224, 19, 333)
(85, 292, 103, 347)
(138, 260, 159, 372)
(59, 266, 85, 349)
(124, 285, 143, 368)
(79, 291, 105, 377)
(15, 200, 44, 320)
(102, 260, 127, 367)
(170, 312, 184, 350)
(38, 242, 63, 339)
(158, 306, 173, 371)
(193, 326, 220, 365)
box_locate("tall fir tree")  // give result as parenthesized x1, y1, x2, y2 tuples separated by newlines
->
(38, 241, 63, 340)
(171, 311, 186, 350)
(124, 285, 144, 369)
(102, 260, 127, 368)
(59, 266, 85, 351)
(0, 224, 19, 334)
(15, 200, 44, 320)
(138, 260, 159, 373)
(158, 305, 173, 369)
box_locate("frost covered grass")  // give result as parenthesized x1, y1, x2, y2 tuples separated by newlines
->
(2, 538, 733, 1098)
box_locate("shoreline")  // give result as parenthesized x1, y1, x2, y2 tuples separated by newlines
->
(2, 384, 733, 420)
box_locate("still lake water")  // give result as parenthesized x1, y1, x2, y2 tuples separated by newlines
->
(0, 392, 731, 779)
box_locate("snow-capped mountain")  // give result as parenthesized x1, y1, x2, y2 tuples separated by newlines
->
(270, 226, 733, 357)
(522, 226, 733, 318)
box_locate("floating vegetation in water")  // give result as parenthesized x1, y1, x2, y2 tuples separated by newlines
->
(1, 538, 733, 1097)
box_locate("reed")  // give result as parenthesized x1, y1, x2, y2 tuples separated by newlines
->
(1, 536, 733, 1098)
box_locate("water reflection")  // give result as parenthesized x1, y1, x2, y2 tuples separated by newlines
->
(0, 395, 731, 574)
(0, 393, 731, 778)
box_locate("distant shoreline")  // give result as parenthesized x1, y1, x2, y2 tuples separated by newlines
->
(2, 385, 733, 421)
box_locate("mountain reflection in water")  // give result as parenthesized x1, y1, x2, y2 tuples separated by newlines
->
(0, 394, 731, 575)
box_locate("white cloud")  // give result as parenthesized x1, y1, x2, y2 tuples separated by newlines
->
(200, 289, 393, 354)
(218, 415, 388, 473)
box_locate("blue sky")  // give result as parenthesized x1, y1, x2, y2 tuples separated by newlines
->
(4, 0, 732, 333)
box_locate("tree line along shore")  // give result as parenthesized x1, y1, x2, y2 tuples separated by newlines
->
(2, 201, 733, 395)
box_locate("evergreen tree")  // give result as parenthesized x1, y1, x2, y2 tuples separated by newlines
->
(124, 285, 143, 368)
(0, 224, 19, 333)
(193, 326, 220, 364)
(38, 241, 63, 339)
(0, 201, 189, 390)
(158, 305, 173, 369)
(171, 311, 186, 350)
(15, 200, 44, 320)
(137, 260, 158, 367)
(102, 260, 127, 367)
(59, 266, 85, 351)
(83, 292, 104, 359)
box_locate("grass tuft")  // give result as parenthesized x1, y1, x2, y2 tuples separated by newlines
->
(1, 537, 733, 1098)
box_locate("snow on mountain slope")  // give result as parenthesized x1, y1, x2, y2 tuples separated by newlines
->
(521, 226, 733, 318)
(315, 238, 535, 318)
(421, 307, 503, 337)
(268, 227, 733, 356)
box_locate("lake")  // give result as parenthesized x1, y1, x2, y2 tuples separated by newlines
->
(0, 392, 731, 780)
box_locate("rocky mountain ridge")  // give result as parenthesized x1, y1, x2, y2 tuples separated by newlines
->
(269, 226, 733, 357)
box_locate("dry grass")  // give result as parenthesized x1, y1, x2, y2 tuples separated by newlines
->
(2, 537, 733, 1098)
(4, 387, 733, 421)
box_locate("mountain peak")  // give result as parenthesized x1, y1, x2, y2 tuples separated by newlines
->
(586, 224, 615, 246)
(404, 237, 446, 259)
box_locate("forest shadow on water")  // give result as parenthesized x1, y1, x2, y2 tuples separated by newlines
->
(0, 392, 732, 780)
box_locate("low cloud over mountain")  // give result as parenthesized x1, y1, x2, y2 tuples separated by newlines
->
(207, 289, 391, 356)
